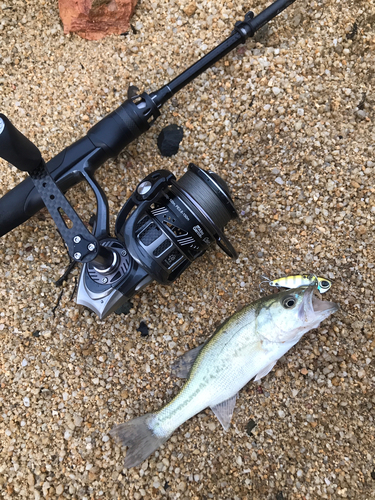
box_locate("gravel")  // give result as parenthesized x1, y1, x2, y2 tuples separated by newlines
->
(0, 0, 375, 498)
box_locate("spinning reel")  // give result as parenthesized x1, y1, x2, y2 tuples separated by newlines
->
(0, 113, 237, 317)
(75, 163, 238, 318)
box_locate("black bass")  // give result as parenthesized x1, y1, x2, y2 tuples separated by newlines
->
(110, 285, 338, 468)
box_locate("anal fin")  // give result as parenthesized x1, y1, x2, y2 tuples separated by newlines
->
(253, 360, 277, 382)
(210, 393, 237, 431)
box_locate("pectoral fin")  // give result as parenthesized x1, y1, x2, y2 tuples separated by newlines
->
(171, 342, 208, 378)
(210, 393, 237, 431)
(253, 360, 277, 382)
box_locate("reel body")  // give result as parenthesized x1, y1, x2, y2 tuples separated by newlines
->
(77, 165, 238, 318)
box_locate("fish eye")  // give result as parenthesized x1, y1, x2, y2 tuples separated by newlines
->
(320, 280, 330, 288)
(282, 296, 296, 309)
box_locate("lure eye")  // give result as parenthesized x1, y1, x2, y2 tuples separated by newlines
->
(282, 296, 296, 309)
(320, 280, 330, 289)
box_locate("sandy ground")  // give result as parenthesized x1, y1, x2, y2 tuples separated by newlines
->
(0, 0, 375, 498)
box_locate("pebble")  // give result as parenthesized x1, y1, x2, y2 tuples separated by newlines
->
(184, 3, 197, 16)
(357, 369, 365, 379)
(293, 13, 302, 27)
(64, 430, 72, 440)
(157, 124, 184, 157)
(178, 481, 187, 492)
(73, 414, 83, 426)
(56, 485, 64, 495)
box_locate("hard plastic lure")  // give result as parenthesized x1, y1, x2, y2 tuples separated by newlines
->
(260, 274, 332, 294)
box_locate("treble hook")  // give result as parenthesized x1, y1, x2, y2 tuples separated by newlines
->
(259, 275, 271, 293)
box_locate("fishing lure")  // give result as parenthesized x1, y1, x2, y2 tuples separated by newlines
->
(260, 274, 332, 294)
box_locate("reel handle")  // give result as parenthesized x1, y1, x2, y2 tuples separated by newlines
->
(0, 114, 43, 172)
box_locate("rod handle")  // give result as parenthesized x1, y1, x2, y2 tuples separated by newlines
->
(0, 114, 42, 172)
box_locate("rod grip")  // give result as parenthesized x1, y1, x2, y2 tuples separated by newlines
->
(0, 114, 42, 172)
(0, 176, 41, 237)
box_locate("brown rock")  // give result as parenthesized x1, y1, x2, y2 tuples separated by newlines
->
(183, 2, 197, 16)
(355, 225, 367, 235)
(59, 0, 139, 41)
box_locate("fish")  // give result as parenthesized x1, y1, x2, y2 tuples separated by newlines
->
(260, 273, 332, 294)
(110, 285, 338, 468)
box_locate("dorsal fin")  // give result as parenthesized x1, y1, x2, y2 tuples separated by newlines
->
(170, 342, 208, 378)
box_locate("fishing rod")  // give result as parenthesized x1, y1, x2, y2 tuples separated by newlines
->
(0, 0, 297, 318)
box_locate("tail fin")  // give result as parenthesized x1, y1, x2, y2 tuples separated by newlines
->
(110, 414, 168, 468)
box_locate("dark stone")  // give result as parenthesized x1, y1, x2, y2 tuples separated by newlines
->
(127, 85, 139, 99)
(346, 22, 358, 40)
(276, 493, 284, 500)
(246, 419, 257, 435)
(114, 302, 133, 316)
(137, 321, 149, 337)
(32, 330, 40, 337)
(157, 124, 184, 157)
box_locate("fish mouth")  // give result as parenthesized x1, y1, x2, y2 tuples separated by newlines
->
(300, 285, 339, 321)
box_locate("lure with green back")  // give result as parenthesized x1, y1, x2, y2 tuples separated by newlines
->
(110, 285, 338, 468)
(261, 274, 332, 293)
